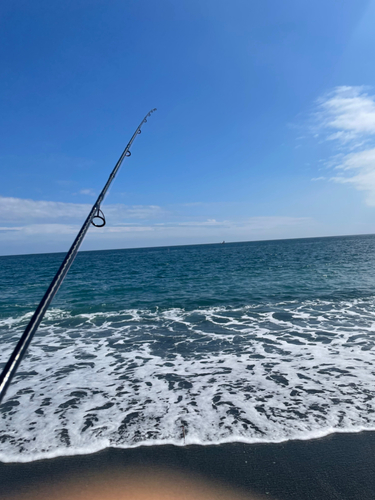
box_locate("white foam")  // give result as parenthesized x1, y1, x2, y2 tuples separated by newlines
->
(1, 298, 375, 463)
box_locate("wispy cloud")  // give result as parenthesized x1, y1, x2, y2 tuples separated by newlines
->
(105, 205, 165, 220)
(316, 86, 375, 145)
(314, 86, 375, 205)
(0, 194, 314, 255)
(177, 219, 225, 226)
(0, 197, 90, 223)
(79, 189, 96, 196)
(332, 148, 375, 206)
(0, 196, 165, 224)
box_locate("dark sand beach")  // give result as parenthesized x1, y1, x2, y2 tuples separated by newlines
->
(1, 431, 375, 500)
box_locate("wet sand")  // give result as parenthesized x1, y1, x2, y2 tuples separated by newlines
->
(1, 431, 375, 499)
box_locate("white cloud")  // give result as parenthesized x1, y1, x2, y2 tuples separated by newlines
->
(0, 197, 90, 222)
(0, 224, 79, 235)
(0, 196, 165, 224)
(314, 86, 375, 205)
(151, 217, 309, 231)
(332, 148, 375, 206)
(104, 204, 165, 220)
(93, 215, 312, 242)
(178, 219, 225, 226)
(24, 224, 79, 235)
(317, 86, 375, 144)
(103, 225, 154, 233)
(0, 198, 314, 256)
(0, 226, 24, 231)
(241, 216, 310, 229)
(79, 189, 96, 196)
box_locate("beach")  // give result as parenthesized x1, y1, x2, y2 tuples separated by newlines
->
(2, 431, 375, 499)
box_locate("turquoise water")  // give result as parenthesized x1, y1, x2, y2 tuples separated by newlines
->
(1, 235, 375, 462)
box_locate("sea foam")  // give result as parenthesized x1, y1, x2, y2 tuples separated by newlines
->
(1, 297, 375, 463)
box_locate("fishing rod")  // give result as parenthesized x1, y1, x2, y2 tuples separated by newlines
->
(0, 108, 157, 405)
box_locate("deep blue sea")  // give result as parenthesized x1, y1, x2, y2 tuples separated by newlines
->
(2, 235, 375, 462)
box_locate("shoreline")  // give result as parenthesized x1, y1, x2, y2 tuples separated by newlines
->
(1, 425, 373, 465)
(2, 430, 375, 499)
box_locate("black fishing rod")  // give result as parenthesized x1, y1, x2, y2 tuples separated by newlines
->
(0, 108, 157, 405)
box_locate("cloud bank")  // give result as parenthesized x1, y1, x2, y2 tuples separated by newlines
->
(0, 195, 313, 255)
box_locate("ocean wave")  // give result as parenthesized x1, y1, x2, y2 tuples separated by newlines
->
(1, 298, 375, 463)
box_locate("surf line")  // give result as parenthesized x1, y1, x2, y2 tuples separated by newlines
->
(0, 109, 157, 405)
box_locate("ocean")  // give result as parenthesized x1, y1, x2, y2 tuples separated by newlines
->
(1, 234, 375, 464)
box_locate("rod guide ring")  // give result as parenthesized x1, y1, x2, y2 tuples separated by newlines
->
(91, 208, 106, 227)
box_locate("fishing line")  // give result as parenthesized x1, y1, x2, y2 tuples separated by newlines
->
(0, 108, 157, 405)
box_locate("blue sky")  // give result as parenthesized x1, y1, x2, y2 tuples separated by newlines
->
(2, 0, 375, 255)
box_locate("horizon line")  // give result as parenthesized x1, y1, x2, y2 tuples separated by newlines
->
(1, 231, 374, 258)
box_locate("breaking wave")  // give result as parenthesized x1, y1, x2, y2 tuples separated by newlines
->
(2, 297, 375, 463)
